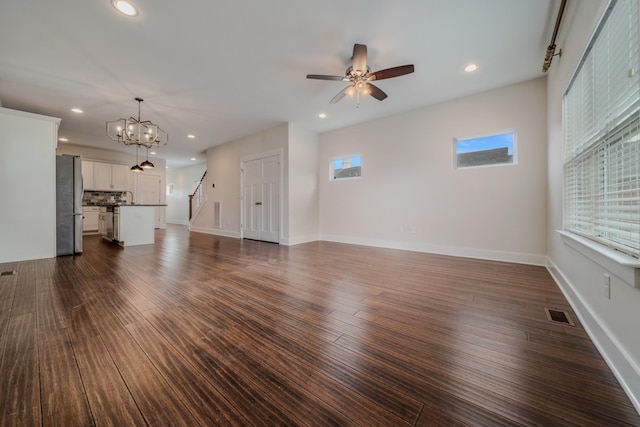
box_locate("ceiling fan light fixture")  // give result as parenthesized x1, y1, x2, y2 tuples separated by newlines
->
(307, 43, 414, 105)
(346, 86, 356, 97)
(112, 0, 138, 16)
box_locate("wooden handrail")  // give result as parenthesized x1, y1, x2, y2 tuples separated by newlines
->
(191, 170, 207, 199)
(189, 170, 207, 220)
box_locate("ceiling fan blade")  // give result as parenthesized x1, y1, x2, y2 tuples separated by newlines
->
(330, 86, 351, 104)
(367, 83, 388, 101)
(368, 64, 415, 81)
(307, 74, 349, 81)
(352, 44, 368, 74)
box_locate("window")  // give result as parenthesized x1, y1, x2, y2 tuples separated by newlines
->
(563, 0, 640, 258)
(331, 154, 361, 180)
(454, 130, 515, 169)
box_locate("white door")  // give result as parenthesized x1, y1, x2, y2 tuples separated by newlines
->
(242, 154, 279, 243)
(137, 174, 162, 228)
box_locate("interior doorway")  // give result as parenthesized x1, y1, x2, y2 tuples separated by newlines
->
(241, 153, 280, 243)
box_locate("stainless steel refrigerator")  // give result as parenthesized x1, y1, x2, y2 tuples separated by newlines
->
(56, 155, 83, 255)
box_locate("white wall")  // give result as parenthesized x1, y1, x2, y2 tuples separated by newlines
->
(546, 0, 640, 411)
(288, 124, 319, 244)
(318, 78, 548, 265)
(166, 163, 207, 225)
(193, 124, 289, 239)
(0, 108, 60, 263)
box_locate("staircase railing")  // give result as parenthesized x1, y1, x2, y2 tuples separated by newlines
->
(189, 170, 207, 220)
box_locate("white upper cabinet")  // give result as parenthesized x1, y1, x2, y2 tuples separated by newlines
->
(111, 164, 128, 191)
(91, 161, 129, 191)
(81, 160, 95, 190)
(94, 162, 112, 190)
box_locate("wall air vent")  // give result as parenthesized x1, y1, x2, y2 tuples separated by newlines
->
(544, 308, 575, 326)
(1, 270, 17, 276)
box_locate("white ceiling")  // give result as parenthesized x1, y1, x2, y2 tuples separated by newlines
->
(0, 0, 558, 168)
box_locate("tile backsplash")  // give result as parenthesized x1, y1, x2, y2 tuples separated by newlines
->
(83, 191, 127, 206)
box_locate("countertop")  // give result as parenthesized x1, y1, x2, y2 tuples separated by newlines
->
(83, 204, 168, 207)
(116, 204, 167, 207)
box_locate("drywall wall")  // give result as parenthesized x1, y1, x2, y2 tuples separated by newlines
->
(194, 124, 289, 240)
(166, 163, 207, 225)
(287, 124, 320, 244)
(0, 108, 60, 262)
(318, 78, 548, 265)
(546, 0, 640, 411)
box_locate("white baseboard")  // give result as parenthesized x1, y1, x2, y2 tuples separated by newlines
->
(282, 234, 319, 246)
(319, 234, 546, 266)
(546, 259, 640, 414)
(189, 226, 240, 239)
(167, 219, 189, 226)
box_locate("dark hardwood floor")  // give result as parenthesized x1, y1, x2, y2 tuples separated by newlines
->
(0, 225, 638, 426)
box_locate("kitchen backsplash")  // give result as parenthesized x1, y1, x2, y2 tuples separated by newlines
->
(83, 191, 127, 206)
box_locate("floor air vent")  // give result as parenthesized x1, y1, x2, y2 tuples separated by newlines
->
(545, 308, 575, 326)
(1, 270, 17, 276)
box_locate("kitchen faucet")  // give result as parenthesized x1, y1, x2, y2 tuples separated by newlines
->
(122, 190, 134, 204)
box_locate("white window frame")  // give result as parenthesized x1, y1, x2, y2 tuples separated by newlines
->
(330, 154, 362, 181)
(453, 129, 517, 169)
(562, 0, 640, 260)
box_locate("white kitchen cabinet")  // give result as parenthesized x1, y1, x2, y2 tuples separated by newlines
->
(111, 164, 128, 190)
(94, 162, 112, 190)
(81, 160, 94, 190)
(94, 162, 128, 191)
(82, 206, 100, 232)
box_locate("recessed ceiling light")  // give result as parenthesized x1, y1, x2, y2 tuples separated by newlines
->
(58, 137, 68, 142)
(190, 157, 196, 161)
(464, 63, 479, 73)
(150, 151, 157, 155)
(112, 0, 138, 16)
(318, 113, 327, 119)
(187, 134, 195, 139)
(71, 108, 83, 113)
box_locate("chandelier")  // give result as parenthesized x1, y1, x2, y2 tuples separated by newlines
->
(106, 97, 168, 172)
(106, 97, 168, 148)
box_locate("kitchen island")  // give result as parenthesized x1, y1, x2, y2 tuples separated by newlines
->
(114, 205, 157, 246)
(88, 204, 166, 247)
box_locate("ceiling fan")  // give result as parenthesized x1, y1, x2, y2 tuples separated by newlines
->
(307, 43, 415, 105)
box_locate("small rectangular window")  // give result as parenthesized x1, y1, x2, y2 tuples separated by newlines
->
(454, 130, 515, 169)
(331, 154, 361, 180)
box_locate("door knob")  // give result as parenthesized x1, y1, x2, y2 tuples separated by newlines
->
(255, 202, 262, 206)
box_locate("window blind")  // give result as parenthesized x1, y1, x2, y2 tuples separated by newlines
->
(563, 0, 640, 258)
